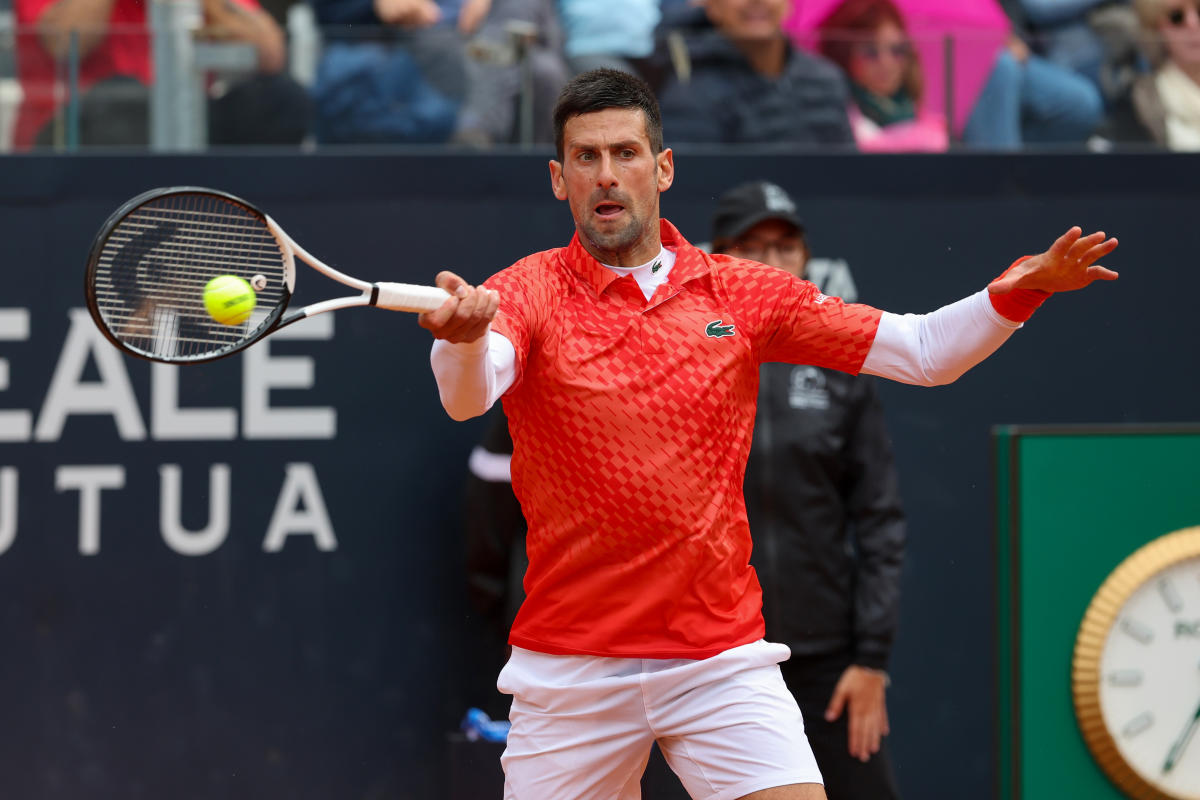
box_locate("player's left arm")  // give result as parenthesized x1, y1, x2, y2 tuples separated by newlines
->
(723, 256, 882, 370)
(862, 227, 1118, 385)
(988, 226, 1118, 296)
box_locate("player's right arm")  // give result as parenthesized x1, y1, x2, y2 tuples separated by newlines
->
(419, 270, 513, 421)
(423, 255, 555, 420)
(420, 270, 498, 344)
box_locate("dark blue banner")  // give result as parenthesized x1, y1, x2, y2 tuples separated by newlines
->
(0, 151, 1194, 799)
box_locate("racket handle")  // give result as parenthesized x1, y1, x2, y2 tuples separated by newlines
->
(373, 282, 453, 313)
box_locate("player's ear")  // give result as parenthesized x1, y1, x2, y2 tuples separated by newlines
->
(656, 148, 674, 193)
(549, 160, 567, 201)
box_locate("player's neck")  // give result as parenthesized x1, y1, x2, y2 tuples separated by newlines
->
(579, 230, 663, 268)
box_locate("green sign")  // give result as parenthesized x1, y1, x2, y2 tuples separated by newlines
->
(994, 425, 1200, 800)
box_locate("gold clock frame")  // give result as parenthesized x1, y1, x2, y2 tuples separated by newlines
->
(1072, 525, 1200, 800)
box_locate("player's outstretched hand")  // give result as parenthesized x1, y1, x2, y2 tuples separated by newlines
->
(988, 227, 1119, 295)
(419, 270, 499, 344)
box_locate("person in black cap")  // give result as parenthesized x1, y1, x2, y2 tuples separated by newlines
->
(711, 181, 810, 272)
(712, 180, 906, 800)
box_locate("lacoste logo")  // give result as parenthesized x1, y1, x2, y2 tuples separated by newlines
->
(705, 320, 736, 338)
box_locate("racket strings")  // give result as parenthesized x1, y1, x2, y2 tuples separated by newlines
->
(92, 194, 288, 360)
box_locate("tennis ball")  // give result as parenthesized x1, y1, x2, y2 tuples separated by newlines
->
(203, 275, 256, 325)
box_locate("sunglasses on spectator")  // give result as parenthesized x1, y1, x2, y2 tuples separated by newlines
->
(853, 41, 912, 61)
(1165, 3, 1200, 26)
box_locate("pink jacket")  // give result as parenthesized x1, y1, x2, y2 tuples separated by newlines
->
(849, 106, 949, 152)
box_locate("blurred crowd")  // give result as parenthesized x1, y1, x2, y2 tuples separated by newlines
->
(1, 0, 1198, 152)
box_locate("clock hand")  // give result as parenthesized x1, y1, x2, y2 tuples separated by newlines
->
(1163, 700, 1200, 774)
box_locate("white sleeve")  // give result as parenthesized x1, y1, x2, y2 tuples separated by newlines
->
(861, 289, 1023, 386)
(429, 329, 517, 420)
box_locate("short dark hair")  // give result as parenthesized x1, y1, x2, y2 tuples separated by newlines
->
(553, 68, 664, 162)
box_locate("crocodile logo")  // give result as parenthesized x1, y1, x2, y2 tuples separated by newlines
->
(705, 320, 735, 338)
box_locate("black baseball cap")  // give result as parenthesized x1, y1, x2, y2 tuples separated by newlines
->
(711, 181, 805, 243)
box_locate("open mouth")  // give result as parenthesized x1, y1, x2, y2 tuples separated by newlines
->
(594, 202, 625, 218)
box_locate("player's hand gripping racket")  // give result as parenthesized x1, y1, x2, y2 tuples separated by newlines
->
(85, 186, 451, 363)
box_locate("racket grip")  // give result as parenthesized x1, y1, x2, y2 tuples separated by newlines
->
(373, 282, 453, 313)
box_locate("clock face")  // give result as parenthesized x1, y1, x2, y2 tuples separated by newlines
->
(1097, 554, 1200, 800)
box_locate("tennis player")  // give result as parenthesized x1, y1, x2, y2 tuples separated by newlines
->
(420, 69, 1118, 800)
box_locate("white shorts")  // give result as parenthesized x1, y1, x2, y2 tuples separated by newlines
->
(497, 639, 822, 800)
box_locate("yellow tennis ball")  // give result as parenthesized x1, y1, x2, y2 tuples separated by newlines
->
(203, 275, 256, 325)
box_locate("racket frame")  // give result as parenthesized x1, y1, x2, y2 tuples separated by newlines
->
(85, 186, 450, 365)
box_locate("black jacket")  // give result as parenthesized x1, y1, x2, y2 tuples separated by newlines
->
(645, 8, 855, 146)
(745, 363, 905, 671)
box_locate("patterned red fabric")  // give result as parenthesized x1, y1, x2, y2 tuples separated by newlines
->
(485, 220, 883, 658)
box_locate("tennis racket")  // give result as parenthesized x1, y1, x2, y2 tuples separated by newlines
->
(85, 186, 451, 364)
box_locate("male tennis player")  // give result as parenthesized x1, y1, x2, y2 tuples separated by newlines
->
(420, 69, 1117, 800)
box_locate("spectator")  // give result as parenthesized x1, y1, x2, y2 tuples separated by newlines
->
(712, 180, 906, 800)
(310, 0, 483, 144)
(818, 0, 948, 151)
(1102, 0, 1200, 148)
(962, 0, 1105, 147)
(1015, 0, 1143, 106)
(456, 0, 570, 145)
(200, 0, 312, 144)
(13, 0, 309, 148)
(557, 0, 660, 75)
(646, 0, 856, 146)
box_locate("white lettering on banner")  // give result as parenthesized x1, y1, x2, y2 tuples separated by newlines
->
(243, 315, 336, 440)
(0, 309, 32, 441)
(159, 464, 230, 556)
(56, 465, 126, 555)
(0, 309, 336, 442)
(263, 463, 338, 552)
(14, 463, 337, 557)
(152, 364, 237, 440)
(37, 310, 147, 441)
(0, 467, 16, 555)
(0, 308, 345, 559)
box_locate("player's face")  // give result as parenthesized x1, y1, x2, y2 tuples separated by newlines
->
(725, 219, 808, 278)
(550, 108, 675, 267)
(705, 0, 788, 41)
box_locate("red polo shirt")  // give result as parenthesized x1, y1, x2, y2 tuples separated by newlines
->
(485, 220, 882, 659)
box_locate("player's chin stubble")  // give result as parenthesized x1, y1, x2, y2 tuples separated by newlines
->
(580, 212, 651, 263)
